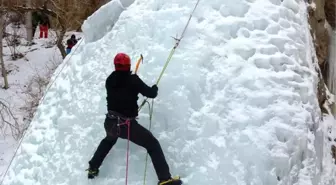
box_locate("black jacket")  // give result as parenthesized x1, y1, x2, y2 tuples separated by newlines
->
(40, 13, 50, 27)
(106, 71, 158, 117)
(66, 38, 78, 49)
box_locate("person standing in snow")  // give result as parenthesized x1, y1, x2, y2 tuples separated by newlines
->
(31, 11, 41, 39)
(39, 13, 50, 38)
(87, 53, 182, 185)
(66, 34, 79, 55)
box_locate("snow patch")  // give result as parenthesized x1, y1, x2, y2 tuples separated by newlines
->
(0, 26, 83, 180)
(82, 0, 135, 43)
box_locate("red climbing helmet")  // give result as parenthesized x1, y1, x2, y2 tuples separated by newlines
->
(114, 53, 131, 71)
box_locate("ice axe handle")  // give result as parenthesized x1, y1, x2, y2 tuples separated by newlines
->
(135, 54, 143, 74)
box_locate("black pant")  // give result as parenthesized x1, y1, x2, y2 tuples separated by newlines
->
(32, 25, 37, 38)
(89, 115, 171, 181)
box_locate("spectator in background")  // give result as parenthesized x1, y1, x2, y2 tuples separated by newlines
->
(31, 11, 41, 39)
(66, 34, 79, 55)
(39, 13, 50, 38)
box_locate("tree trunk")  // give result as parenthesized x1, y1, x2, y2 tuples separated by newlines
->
(57, 29, 66, 59)
(0, 12, 9, 89)
(25, 0, 33, 43)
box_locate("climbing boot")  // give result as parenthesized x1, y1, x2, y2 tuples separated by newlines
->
(158, 176, 182, 185)
(86, 167, 99, 179)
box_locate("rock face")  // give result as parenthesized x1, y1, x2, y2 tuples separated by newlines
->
(332, 145, 336, 164)
(325, 0, 336, 29)
(308, 0, 336, 168)
(308, 0, 330, 73)
(307, 0, 330, 114)
(317, 73, 328, 113)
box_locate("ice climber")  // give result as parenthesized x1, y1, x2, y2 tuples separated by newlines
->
(87, 53, 182, 185)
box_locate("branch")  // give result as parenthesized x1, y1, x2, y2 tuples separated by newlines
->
(0, 99, 21, 140)
(49, 0, 66, 15)
(1, 4, 67, 30)
(1, 5, 57, 18)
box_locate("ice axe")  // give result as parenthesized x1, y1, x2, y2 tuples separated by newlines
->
(134, 54, 143, 74)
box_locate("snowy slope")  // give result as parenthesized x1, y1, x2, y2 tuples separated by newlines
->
(0, 37, 59, 181)
(0, 25, 62, 180)
(1, 0, 323, 185)
(0, 24, 82, 180)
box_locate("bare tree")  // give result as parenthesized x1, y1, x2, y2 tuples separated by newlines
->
(0, 11, 9, 89)
(0, 99, 22, 140)
(25, 0, 33, 43)
(3, 14, 24, 60)
(2, 1, 66, 57)
(2, 0, 108, 58)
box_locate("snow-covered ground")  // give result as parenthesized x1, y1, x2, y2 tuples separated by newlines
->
(0, 23, 82, 180)
(1, 0, 336, 185)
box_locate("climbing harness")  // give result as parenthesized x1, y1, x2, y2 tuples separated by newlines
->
(140, 0, 201, 185)
(106, 111, 133, 185)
